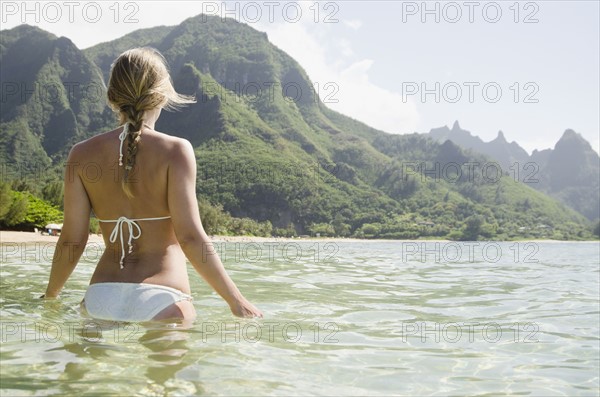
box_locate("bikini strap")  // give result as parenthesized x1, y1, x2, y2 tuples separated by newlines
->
(107, 217, 141, 269)
(96, 215, 171, 269)
(129, 216, 171, 221)
(118, 123, 128, 166)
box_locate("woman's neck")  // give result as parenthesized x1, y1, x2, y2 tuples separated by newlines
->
(142, 108, 161, 129)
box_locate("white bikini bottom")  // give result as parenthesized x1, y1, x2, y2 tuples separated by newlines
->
(83, 282, 193, 322)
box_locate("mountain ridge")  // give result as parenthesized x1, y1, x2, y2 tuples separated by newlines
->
(1, 20, 596, 239)
(424, 121, 599, 221)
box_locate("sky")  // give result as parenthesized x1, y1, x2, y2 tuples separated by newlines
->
(1, 0, 599, 154)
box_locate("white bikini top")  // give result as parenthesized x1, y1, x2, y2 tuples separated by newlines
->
(97, 123, 171, 269)
(97, 216, 171, 269)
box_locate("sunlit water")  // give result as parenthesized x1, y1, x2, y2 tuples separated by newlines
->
(1, 240, 598, 396)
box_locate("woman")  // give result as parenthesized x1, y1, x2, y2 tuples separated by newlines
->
(43, 47, 262, 322)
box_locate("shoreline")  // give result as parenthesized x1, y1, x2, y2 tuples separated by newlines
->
(0, 230, 597, 245)
(0, 230, 428, 244)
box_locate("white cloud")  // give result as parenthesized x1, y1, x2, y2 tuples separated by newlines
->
(337, 60, 419, 134)
(337, 38, 354, 57)
(343, 19, 363, 30)
(256, 18, 419, 135)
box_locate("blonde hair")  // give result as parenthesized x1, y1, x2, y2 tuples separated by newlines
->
(107, 47, 195, 197)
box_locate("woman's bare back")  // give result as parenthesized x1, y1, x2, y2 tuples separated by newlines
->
(74, 125, 192, 293)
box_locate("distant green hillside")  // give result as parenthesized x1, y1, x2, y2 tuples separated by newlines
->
(427, 122, 600, 222)
(0, 25, 112, 167)
(0, 19, 595, 240)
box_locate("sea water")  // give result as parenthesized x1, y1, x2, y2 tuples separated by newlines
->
(0, 240, 598, 396)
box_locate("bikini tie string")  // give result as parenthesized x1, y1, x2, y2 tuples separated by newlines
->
(107, 216, 142, 269)
(118, 123, 128, 166)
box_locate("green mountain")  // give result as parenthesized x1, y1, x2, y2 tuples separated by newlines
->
(0, 19, 595, 240)
(533, 129, 600, 221)
(0, 25, 112, 167)
(427, 122, 600, 221)
(428, 121, 530, 170)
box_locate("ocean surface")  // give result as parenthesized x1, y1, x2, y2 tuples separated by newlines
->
(0, 240, 598, 396)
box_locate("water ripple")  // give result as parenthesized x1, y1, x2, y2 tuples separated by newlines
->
(0, 241, 598, 395)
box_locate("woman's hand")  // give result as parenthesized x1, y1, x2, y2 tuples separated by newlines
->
(230, 298, 263, 318)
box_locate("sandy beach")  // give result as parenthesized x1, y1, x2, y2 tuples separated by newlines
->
(0, 230, 381, 244)
(2, 230, 583, 245)
(0, 230, 102, 244)
(0, 230, 282, 244)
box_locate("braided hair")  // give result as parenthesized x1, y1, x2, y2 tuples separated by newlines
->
(106, 47, 195, 197)
(119, 104, 143, 186)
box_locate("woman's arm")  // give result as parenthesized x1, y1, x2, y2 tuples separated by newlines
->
(167, 139, 262, 318)
(44, 144, 91, 298)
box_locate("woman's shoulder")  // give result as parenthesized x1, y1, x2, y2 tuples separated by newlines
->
(147, 131, 196, 168)
(145, 130, 193, 154)
(151, 130, 190, 145)
(69, 127, 121, 157)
